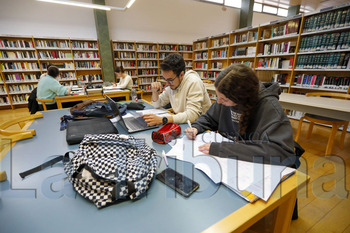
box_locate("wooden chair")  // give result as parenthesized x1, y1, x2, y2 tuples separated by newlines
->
(36, 98, 54, 111)
(294, 92, 350, 155)
(136, 89, 144, 100)
(0, 112, 43, 142)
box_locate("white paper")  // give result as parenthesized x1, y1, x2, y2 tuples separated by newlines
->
(165, 132, 295, 201)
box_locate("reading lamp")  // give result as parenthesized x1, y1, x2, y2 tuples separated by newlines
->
(37, 0, 136, 11)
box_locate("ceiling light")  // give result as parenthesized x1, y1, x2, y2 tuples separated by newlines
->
(37, 0, 136, 11)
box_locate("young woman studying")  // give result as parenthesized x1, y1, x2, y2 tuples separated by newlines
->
(185, 64, 298, 167)
(114, 66, 133, 90)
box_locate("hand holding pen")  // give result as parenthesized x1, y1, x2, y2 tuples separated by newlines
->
(185, 120, 198, 140)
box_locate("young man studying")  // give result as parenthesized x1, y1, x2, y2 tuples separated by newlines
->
(142, 54, 211, 125)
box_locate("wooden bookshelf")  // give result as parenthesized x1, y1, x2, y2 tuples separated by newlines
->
(135, 42, 159, 93)
(193, 38, 209, 80)
(178, 43, 193, 71)
(208, 33, 229, 81)
(70, 38, 102, 86)
(112, 40, 138, 87)
(0, 35, 40, 109)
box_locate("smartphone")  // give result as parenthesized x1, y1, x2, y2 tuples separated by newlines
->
(156, 167, 199, 197)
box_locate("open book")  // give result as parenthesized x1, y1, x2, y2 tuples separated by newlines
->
(165, 132, 295, 202)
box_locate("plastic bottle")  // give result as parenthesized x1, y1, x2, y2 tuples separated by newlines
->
(131, 87, 138, 102)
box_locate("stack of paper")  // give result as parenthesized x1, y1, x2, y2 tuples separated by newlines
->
(165, 132, 295, 202)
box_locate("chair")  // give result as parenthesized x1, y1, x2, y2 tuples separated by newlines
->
(294, 92, 350, 155)
(36, 98, 54, 111)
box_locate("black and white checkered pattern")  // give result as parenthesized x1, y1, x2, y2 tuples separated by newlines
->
(64, 134, 158, 208)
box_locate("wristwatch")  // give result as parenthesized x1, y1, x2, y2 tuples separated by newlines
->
(162, 117, 168, 125)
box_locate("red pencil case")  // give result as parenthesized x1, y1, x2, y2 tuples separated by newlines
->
(152, 123, 181, 144)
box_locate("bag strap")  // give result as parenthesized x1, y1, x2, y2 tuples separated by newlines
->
(19, 152, 73, 179)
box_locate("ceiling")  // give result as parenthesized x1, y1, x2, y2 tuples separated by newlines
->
(255, 0, 350, 12)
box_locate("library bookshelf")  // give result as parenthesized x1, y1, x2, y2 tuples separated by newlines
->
(193, 3, 350, 103)
(208, 33, 229, 81)
(0, 35, 102, 109)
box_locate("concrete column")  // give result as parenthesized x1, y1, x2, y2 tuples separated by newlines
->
(239, 0, 254, 28)
(93, 0, 115, 82)
(288, 5, 300, 17)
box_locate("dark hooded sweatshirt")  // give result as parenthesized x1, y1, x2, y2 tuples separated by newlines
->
(191, 82, 297, 167)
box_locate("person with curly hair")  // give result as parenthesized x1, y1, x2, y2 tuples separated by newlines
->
(185, 64, 297, 166)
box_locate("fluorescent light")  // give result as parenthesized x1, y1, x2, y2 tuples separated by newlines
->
(37, 0, 136, 11)
(126, 0, 136, 8)
(37, 0, 111, 11)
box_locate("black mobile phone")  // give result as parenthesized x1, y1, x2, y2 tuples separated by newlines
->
(156, 167, 200, 197)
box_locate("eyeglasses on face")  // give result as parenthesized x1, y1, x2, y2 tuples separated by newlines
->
(161, 75, 178, 84)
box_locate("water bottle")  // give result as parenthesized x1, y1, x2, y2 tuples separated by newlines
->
(131, 87, 138, 102)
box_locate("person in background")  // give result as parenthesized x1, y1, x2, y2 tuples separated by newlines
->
(115, 66, 133, 90)
(184, 64, 298, 167)
(37, 65, 71, 110)
(142, 53, 211, 125)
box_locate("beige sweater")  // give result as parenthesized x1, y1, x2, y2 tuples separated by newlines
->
(153, 70, 211, 123)
(117, 75, 133, 90)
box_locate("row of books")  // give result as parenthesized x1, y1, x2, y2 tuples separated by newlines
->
(260, 41, 296, 55)
(211, 37, 229, 47)
(0, 62, 39, 71)
(159, 45, 177, 51)
(211, 62, 223, 69)
(136, 44, 157, 51)
(116, 51, 135, 59)
(195, 52, 208, 60)
(195, 63, 207, 69)
(125, 70, 136, 76)
(272, 73, 288, 84)
(58, 72, 76, 80)
(0, 39, 34, 49)
(270, 19, 300, 38)
(0, 96, 10, 105)
(78, 74, 103, 83)
(233, 31, 257, 43)
(11, 94, 30, 104)
(138, 69, 158, 75)
(71, 41, 98, 49)
(0, 51, 37, 59)
(138, 84, 153, 92)
(257, 57, 294, 69)
(233, 47, 255, 56)
(118, 61, 136, 68)
(74, 51, 100, 59)
(231, 60, 254, 68)
(139, 77, 157, 84)
(303, 7, 350, 33)
(0, 85, 6, 94)
(195, 41, 208, 50)
(211, 50, 227, 59)
(137, 61, 158, 67)
(114, 43, 135, 50)
(75, 61, 100, 69)
(7, 84, 36, 94)
(296, 53, 350, 69)
(294, 74, 350, 90)
(299, 31, 350, 52)
(35, 40, 70, 48)
(178, 45, 192, 52)
(197, 71, 207, 79)
(185, 61, 193, 67)
(39, 62, 74, 70)
(207, 71, 219, 79)
(3, 73, 39, 82)
(159, 53, 171, 59)
(38, 51, 72, 59)
(137, 53, 157, 59)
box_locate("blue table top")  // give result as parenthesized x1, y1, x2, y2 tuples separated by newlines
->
(0, 102, 247, 233)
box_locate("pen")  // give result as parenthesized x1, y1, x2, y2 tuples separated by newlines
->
(187, 120, 193, 130)
(162, 150, 169, 167)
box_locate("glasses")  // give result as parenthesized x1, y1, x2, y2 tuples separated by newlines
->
(161, 75, 178, 84)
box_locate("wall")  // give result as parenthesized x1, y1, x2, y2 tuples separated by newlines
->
(107, 0, 240, 43)
(0, 0, 97, 38)
(0, 0, 283, 43)
(252, 12, 283, 27)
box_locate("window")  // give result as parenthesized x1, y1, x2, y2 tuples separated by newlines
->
(277, 8, 288, 16)
(263, 5, 278, 14)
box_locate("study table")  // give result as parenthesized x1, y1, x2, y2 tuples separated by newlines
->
(0, 102, 307, 233)
(55, 89, 131, 109)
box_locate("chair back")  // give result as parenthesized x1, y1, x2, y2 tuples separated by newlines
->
(36, 98, 54, 111)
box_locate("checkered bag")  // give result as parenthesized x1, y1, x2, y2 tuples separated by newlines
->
(63, 134, 158, 208)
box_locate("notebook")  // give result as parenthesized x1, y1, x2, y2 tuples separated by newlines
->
(106, 96, 158, 133)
